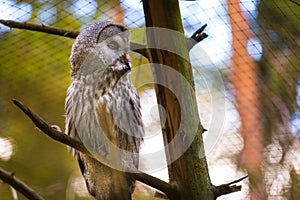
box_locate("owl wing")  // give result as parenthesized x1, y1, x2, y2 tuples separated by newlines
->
(95, 97, 116, 143)
(65, 81, 110, 160)
(114, 91, 143, 147)
(93, 83, 143, 170)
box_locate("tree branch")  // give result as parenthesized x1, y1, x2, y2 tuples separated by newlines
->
(213, 175, 248, 199)
(0, 19, 207, 58)
(289, 0, 300, 7)
(12, 99, 89, 155)
(0, 19, 79, 38)
(12, 98, 245, 199)
(187, 24, 208, 50)
(0, 19, 150, 59)
(12, 99, 178, 199)
(0, 167, 45, 200)
(128, 172, 178, 199)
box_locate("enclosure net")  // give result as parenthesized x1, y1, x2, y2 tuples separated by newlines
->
(0, 0, 299, 199)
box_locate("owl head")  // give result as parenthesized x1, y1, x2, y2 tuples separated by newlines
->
(70, 21, 131, 79)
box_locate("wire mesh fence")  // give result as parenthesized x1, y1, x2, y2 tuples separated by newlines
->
(0, 0, 299, 199)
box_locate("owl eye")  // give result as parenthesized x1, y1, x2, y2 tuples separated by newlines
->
(107, 41, 119, 50)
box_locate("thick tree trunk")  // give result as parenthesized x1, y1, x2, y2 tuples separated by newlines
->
(227, 1, 266, 199)
(142, 0, 213, 199)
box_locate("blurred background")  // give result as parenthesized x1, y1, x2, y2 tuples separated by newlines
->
(0, 0, 300, 199)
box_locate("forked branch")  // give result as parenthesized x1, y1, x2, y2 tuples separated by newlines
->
(289, 0, 300, 7)
(11, 99, 246, 199)
(12, 99, 89, 155)
(187, 24, 208, 50)
(0, 19, 207, 59)
(12, 99, 178, 199)
(213, 175, 248, 198)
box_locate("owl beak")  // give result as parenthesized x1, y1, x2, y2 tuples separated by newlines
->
(120, 53, 131, 70)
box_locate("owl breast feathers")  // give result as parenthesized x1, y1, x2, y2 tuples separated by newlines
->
(65, 20, 144, 200)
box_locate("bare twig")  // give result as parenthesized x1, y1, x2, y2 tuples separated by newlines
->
(0, 19, 79, 38)
(0, 167, 45, 200)
(289, 0, 300, 7)
(12, 99, 89, 155)
(187, 24, 208, 50)
(190, 24, 208, 41)
(213, 175, 248, 198)
(12, 99, 178, 199)
(0, 19, 150, 59)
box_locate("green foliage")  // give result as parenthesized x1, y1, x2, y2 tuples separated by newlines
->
(0, 3, 85, 200)
(289, 168, 300, 199)
(0, 1, 152, 199)
(257, 5, 300, 196)
(258, 0, 300, 138)
(0, 27, 74, 200)
(258, 0, 300, 37)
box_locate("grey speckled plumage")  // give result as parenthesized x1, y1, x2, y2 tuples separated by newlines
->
(65, 21, 144, 200)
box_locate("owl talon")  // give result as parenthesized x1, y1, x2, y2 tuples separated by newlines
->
(51, 125, 62, 132)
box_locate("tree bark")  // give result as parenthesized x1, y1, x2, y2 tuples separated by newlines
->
(227, 1, 266, 199)
(142, 0, 213, 199)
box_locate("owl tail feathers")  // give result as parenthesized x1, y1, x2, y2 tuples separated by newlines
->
(77, 153, 135, 200)
(111, 171, 133, 200)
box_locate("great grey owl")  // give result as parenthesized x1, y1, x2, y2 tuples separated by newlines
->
(65, 21, 144, 200)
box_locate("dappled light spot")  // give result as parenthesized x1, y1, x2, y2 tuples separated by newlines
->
(121, 0, 145, 28)
(290, 111, 300, 138)
(37, 4, 57, 25)
(247, 37, 263, 61)
(0, 137, 14, 161)
(0, 0, 32, 34)
(240, 0, 259, 19)
(140, 89, 166, 140)
(265, 142, 283, 164)
(180, 0, 232, 63)
(70, 0, 97, 18)
(67, 174, 91, 199)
